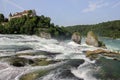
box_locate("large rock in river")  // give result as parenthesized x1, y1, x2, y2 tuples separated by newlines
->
(86, 31, 106, 48)
(71, 32, 81, 44)
(86, 31, 99, 47)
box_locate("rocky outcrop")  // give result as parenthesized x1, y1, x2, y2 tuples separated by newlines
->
(71, 32, 81, 44)
(86, 31, 106, 48)
(8, 57, 34, 67)
(86, 49, 109, 57)
(39, 32, 51, 39)
(86, 49, 120, 58)
(86, 31, 99, 47)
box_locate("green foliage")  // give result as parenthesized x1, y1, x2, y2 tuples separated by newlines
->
(0, 13, 4, 22)
(98, 41, 105, 47)
(74, 32, 81, 36)
(0, 24, 5, 33)
(0, 14, 70, 38)
(65, 20, 120, 39)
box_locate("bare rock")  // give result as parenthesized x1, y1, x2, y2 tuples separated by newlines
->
(71, 32, 81, 44)
(86, 49, 119, 57)
(86, 31, 106, 48)
(86, 31, 99, 47)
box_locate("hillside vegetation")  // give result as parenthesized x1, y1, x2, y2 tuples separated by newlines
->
(65, 20, 120, 39)
(0, 13, 120, 39)
(0, 13, 70, 38)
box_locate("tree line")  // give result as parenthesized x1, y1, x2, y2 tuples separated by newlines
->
(0, 13, 120, 39)
(65, 20, 120, 39)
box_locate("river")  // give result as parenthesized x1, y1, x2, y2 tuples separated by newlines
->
(0, 34, 120, 80)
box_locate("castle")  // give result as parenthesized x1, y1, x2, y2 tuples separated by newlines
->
(9, 10, 36, 20)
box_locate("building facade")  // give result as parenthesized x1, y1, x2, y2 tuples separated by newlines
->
(9, 10, 36, 20)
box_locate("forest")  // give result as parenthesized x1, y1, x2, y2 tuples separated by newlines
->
(65, 20, 120, 39)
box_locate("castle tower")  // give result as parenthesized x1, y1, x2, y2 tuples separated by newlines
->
(9, 13, 12, 21)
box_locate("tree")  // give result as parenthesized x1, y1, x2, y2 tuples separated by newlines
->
(0, 13, 71, 38)
(0, 13, 4, 22)
(65, 20, 120, 38)
(23, 19, 36, 34)
(0, 24, 4, 33)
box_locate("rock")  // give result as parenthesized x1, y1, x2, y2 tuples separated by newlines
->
(20, 70, 50, 80)
(8, 57, 34, 67)
(86, 31, 99, 47)
(86, 31, 106, 48)
(71, 32, 81, 44)
(86, 49, 108, 57)
(86, 49, 119, 57)
(31, 58, 59, 66)
(8, 56, 60, 67)
(39, 32, 51, 39)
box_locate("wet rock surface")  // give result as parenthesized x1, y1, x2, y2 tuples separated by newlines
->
(86, 31, 106, 48)
(86, 49, 120, 60)
(72, 32, 81, 44)
(8, 57, 34, 67)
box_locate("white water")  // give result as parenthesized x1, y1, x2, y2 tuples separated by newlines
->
(0, 34, 119, 80)
(71, 61, 97, 80)
(0, 61, 66, 80)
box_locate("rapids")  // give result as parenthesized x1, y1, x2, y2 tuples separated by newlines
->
(0, 34, 120, 80)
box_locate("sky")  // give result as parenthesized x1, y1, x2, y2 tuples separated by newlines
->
(0, 0, 120, 26)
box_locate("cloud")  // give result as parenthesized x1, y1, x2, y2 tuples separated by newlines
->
(82, 1, 109, 13)
(112, 1, 120, 8)
(4, 0, 24, 10)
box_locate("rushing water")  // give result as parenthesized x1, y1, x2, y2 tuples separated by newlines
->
(0, 34, 120, 80)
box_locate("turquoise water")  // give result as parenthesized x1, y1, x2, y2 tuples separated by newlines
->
(100, 37, 120, 51)
(81, 37, 120, 51)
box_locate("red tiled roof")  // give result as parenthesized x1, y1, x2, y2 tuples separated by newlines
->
(12, 10, 30, 16)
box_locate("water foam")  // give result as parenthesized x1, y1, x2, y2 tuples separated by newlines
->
(71, 61, 97, 80)
(1, 34, 117, 80)
(19, 55, 47, 59)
